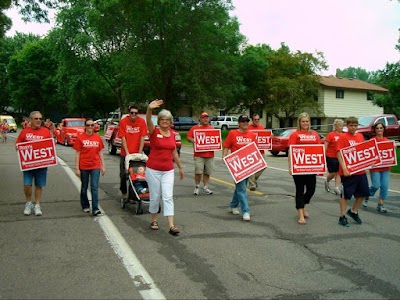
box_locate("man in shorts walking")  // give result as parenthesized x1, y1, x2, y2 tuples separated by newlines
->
(337, 116, 369, 227)
(16, 111, 53, 216)
(186, 112, 214, 195)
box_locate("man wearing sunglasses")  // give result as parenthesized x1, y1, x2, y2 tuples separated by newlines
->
(117, 104, 147, 200)
(16, 111, 52, 216)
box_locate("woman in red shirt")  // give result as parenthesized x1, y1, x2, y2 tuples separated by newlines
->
(324, 119, 344, 194)
(146, 100, 184, 236)
(74, 118, 105, 216)
(288, 112, 321, 224)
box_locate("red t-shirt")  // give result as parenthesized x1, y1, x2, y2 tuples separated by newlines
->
(288, 130, 321, 146)
(370, 136, 391, 173)
(73, 132, 104, 170)
(337, 132, 365, 175)
(117, 116, 147, 156)
(130, 173, 146, 181)
(223, 129, 256, 153)
(16, 126, 52, 143)
(147, 127, 176, 171)
(187, 124, 215, 158)
(248, 123, 266, 154)
(325, 131, 341, 158)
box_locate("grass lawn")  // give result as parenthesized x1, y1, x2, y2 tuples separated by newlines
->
(391, 147, 400, 173)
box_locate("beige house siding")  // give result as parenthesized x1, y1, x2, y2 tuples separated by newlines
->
(321, 88, 383, 117)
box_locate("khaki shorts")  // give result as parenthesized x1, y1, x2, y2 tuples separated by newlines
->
(194, 157, 214, 175)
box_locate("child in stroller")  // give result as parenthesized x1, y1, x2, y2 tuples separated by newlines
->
(121, 153, 150, 214)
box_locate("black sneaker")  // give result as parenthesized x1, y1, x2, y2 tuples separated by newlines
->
(338, 216, 350, 227)
(93, 210, 102, 216)
(346, 209, 362, 224)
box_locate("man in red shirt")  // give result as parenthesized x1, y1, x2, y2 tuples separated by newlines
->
(16, 111, 52, 216)
(248, 113, 267, 191)
(337, 116, 369, 227)
(117, 105, 147, 199)
(223, 115, 256, 221)
(187, 112, 215, 195)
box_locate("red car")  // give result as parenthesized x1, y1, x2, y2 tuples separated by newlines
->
(270, 128, 325, 156)
(105, 114, 182, 155)
(55, 118, 86, 146)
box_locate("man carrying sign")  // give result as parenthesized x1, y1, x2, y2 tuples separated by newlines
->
(16, 111, 52, 216)
(337, 116, 370, 227)
(222, 115, 256, 221)
(187, 112, 215, 195)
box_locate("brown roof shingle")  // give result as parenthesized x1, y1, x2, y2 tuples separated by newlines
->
(319, 76, 388, 93)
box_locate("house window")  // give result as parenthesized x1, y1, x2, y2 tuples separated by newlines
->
(336, 89, 344, 99)
(367, 91, 374, 100)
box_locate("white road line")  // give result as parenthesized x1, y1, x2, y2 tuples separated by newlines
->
(182, 149, 400, 194)
(57, 157, 166, 300)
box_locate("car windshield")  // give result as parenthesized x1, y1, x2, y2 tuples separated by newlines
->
(217, 116, 225, 121)
(7, 119, 16, 125)
(358, 116, 375, 126)
(67, 120, 85, 127)
(279, 129, 295, 137)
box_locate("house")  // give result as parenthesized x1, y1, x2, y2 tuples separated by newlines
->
(269, 76, 389, 131)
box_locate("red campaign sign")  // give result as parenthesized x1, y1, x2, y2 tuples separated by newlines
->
(223, 142, 267, 183)
(16, 138, 58, 171)
(375, 141, 397, 168)
(104, 126, 115, 140)
(250, 130, 272, 150)
(194, 129, 222, 152)
(290, 144, 326, 175)
(339, 139, 381, 175)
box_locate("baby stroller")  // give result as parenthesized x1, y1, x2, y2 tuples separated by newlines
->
(121, 153, 150, 214)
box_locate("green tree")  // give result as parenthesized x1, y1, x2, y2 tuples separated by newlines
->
(373, 62, 400, 116)
(262, 44, 328, 127)
(336, 67, 371, 82)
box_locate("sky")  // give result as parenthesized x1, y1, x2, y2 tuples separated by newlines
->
(5, 0, 400, 75)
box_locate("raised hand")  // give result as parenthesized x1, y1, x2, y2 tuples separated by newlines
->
(149, 99, 163, 110)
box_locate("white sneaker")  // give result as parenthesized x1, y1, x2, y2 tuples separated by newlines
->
(242, 212, 251, 221)
(362, 199, 368, 207)
(193, 186, 200, 195)
(24, 202, 33, 216)
(228, 207, 240, 215)
(324, 181, 330, 192)
(83, 208, 91, 213)
(203, 186, 213, 195)
(334, 187, 340, 195)
(34, 204, 42, 216)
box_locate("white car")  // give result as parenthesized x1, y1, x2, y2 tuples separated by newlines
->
(210, 116, 239, 130)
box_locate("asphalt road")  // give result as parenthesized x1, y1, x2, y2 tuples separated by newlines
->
(1, 133, 400, 299)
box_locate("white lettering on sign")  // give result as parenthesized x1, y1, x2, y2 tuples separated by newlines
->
(82, 140, 100, 147)
(343, 146, 377, 163)
(20, 147, 53, 161)
(236, 136, 253, 144)
(228, 151, 259, 172)
(196, 134, 220, 144)
(26, 133, 44, 140)
(293, 150, 324, 165)
(257, 136, 270, 143)
(379, 148, 394, 159)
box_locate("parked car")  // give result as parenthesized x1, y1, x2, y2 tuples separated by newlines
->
(54, 118, 86, 146)
(210, 116, 239, 130)
(105, 114, 182, 156)
(173, 116, 197, 130)
(269, 128, 325, 156)
(343, 114, 400, 140)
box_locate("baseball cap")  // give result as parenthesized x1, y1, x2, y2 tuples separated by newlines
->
(238, 115, 250, 122)
(200, 112, 209, 118)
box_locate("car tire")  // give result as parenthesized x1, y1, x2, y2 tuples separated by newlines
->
(285, 148, 289, 156)
(108, 142, 117, 155)
(221, 125, 228, 130)
(270, 151, 279, 156)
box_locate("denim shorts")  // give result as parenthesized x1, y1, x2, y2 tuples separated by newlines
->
(341, 174, 369, 200)
(326, 156, 339, 173)
(23, 168, 48, 187)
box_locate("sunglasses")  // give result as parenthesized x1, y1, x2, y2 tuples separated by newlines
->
(253, 119, 260, 121)
(33, 117, 42, 120)
(130, 111, 139, 115)
(86, 124, 95, 127)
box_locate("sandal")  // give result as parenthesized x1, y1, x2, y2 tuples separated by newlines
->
(169, 226, 180, 236)
(150, 221, 159, 230)
(298, 219, 307, 225)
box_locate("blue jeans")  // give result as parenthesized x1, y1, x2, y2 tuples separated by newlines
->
(370, 171, 390, 200)
(80, 169, 100, 213)
(230, 178, 250, 214)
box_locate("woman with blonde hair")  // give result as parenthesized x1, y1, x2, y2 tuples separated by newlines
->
(288, 112, 321, 224)
(324, 119, 344, 194)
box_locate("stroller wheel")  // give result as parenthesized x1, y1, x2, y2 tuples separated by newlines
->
(120, 198, 126, 209)
(136, 204, 144, 215)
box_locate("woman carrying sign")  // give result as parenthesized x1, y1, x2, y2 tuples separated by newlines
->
(288, 112, 321, 225)
(222, 115, 256, 222)
(363, 122, 392, 213)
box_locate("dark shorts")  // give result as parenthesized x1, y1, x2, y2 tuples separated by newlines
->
(23, 168, 48, 187)
(326, 156, 339, 173)
(341, 174, 369, 200)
